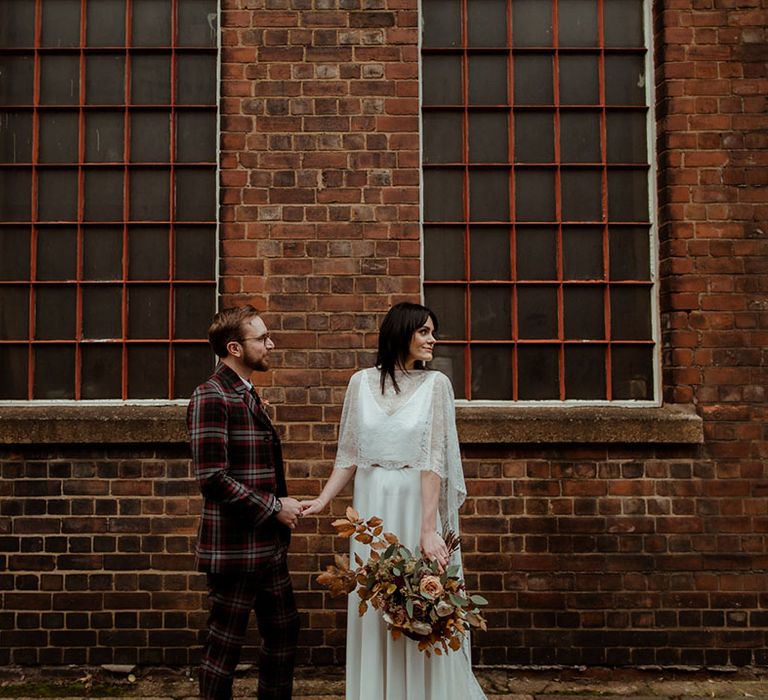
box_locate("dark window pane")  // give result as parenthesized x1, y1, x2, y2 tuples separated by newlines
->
(515, 111, 553, 163)
(607, 110, 647, 163)
(81, 344, 122, 398)
(0, 1, 36, 48)
(604, 0, 644, 48)
(424, 169, 463, 222)
(611, 285, 652, 340)
(35, 285, 76, 339)
(130, 168, 170, 221)
(468, 0, 507, 47)
(0, 55, 34, 105)
(431, 344, 465, 399)
(37, 227, 77, 281)
(605, 55, 647, 105)
(470, 169, 509, 222)
(560, 111, 601, 163)
(0, 345, 27, 398)
(174, 225, 216, 280)
(424, 226, 465, 281)
(0, 111, 33, 163)
(132, 54, 171, 104)
(177, 54, 217, 105)
(562, 169, 602, 222)
(132, 0, 171, 46)
(512, 0, 552, 47)
(518, 345, 559, 399)
(173, 344, 215, 398)
(0, 169, 32, 220)
(86, 54, 125, 105)
(34, 344, 75, 398)
(85, 111, 124, 162)
(471, 286, 511, 339)
(514, 55, 553, 105)
(39, 111, 79, 163)
(83, 226, 123, 280)
(128, 344, 168, 398)
(131, 111, 171, 162)
(178, 0, 218, 47)
(41, 0, 80, 48)
(469, 55, 508, 105)
(86, 0, 126, 46)
(38, 168, 78, 221)
(422, 56, 462, 106)
(564, 285, 604, 339)
(471, 346, 512, 399)
(611, 344, 653, 400)
(0, 285, 29, 339)
(40, 55, 79, 105)
(518, 285, 558, 339)
(423, 111, 462, 164)
(174, 284, 216, 338)
(565, 345, 605, 399)
(82, 285, 122, 339)
(609, 226, 650, 280)
(0, 227, 30, 280)
(563, 226, 603, 279)
(128, 285, 168, 339)
(515, 169, 555, 222)
(469, 112, 508, 163)
(424, 285, 465, 340)
(517, 226, 556, 280)
(84, 168, 124, 222)
(175, 169, 216, 221)
(128, 226, 169, 280)
(559, 55, 600, 105)
(176, 110, 216, 162)
(470, 227, 510, 280)
(607, 169, 649, 221)
(558, 0, 598, 47)
(422, 0, 461, 48)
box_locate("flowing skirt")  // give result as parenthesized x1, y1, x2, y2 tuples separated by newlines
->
(345, 465, 486, 700)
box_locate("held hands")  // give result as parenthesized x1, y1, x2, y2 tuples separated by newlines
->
(298, 498, 327, 516)
(275, 497, 303, 529)
(420, 529, 449, 573)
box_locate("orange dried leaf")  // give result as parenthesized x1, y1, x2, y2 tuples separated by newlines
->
(366, 516, 383, 528)
(383, 532, 399, 545)
(356, 533, 373, 544)
(331, 518, 350, 528)
(346, 506, 360, 522)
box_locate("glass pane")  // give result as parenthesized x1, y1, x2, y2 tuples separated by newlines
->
(0, 1, 35, 47)
(468, 0, 507, 47)
(565, 345, 605, 399)
(0, 345, 27, 398)
(35, 285, 76, 339)
(470, 227, 510, 280)
(127, 285, 168, 338)
(81, 344, 122, 398)
(604, 0, 644, 48)
(605, 55, 647, 105)
(422, 56, 462, 105)
(40, 55, 79, 105)
(564, 285, 604, 339)
(470, 169, 509, 222)
(174, 225, 216, 280)
(132, 0, 171, 46)
(424, 226, 464, 281)
(37, 227, 77, 280)
(41, 0, 80, 48)
(0, 227, 30, 280)
(607, 169, 649, 221)
(559, 55, 599, 105)
(173, 344, 215, 398)
(558, 0, 598, 47)
(424, 169, 463, 222)
(128, 344, 168, 398)
(85, 111, 124, 162)
(514, 55, 553, 105)
(518, 345, 559, 399)
(128, 226, 169, 280)
(423, 111, 462, 164)
(86, 0, 126, 46)
(84, 168, 124, 221)
(176, 110, 216, 162)
(609, 226, 650, 280)
(517, 227, 556, 280)
(83, 226, 123, 280)
(178, 0, 218, 47)
(82, 285, 122, 339)
(175, 169, 216, 221)
(471, 286, 511, 339)
(518, 285, 557, 338)
(0, 285, 29, 339)
(39, 111, 79, 163)
(424, 285, 465, 340)
(611, 344, 653, 400)
(469, 112, 508, 163)
(34, 344, 75, 399)
(431, 344, 465, 398)
(174, 285, 216, 338)
(512, 0, 552, 47)
(0, 55, 34, 105)
(471, 346, 512, 399)
(0, 169, 32, 220)
(86, 55, 125, 105)
(177, 54, 217, 105)
(130, 169, 170, 221)
(38, 169, 78, 221)
(560, 111, 601, 163)
(422, 0, 461, 48)
(469, 55, 508, 105)
(611, 285, 652, 340)
(515, 111, 553, 163)
(0, 111, 33, 162)
(131, 111, 171, 162)
(607, 111, 647, 163)
(561, 169, 602, 222)
(515, 169, 555, 222)
(131, 54, 171, 104)
(563, 226, 603, 279)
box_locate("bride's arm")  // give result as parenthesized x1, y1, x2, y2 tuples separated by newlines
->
(420, 470, 449, 571)
(300, 466, 356, 515)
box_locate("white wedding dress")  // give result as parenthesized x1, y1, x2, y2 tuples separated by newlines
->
(334, 367, 486, 700)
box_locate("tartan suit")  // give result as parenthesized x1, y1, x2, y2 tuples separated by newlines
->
(188, 362, 299, 700)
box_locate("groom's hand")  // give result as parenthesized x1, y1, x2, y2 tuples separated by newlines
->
(275, 497, 303, 529)
(299, 498, 326, 516)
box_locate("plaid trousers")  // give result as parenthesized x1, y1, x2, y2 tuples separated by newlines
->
(200, 554, 300, 700)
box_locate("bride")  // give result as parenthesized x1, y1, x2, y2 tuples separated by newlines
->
(301, 302, 486, 700)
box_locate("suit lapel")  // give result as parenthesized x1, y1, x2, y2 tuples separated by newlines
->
(215, 363, 274, 431)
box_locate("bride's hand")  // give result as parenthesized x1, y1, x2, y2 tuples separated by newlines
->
(299, 498, 326, 516)
(420, 530, 449, 573)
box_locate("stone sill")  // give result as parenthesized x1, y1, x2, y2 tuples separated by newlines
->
(0, 403, 703, 446)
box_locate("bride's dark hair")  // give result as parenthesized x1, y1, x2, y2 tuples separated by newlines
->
(375, 301, 439, 394)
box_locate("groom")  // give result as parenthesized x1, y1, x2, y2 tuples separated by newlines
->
(188, 305, 303, 700)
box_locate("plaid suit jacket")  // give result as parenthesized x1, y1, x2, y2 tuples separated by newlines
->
(188, 362, 289, 573)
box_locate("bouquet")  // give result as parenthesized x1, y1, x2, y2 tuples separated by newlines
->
(317, 507, 488, 657)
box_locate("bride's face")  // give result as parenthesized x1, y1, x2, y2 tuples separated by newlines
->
(404, 317, 436, 368)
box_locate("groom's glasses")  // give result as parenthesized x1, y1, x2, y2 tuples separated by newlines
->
(240, 333, 271, 344)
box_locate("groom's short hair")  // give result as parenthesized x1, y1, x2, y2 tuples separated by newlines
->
(208, 305, 261, 358)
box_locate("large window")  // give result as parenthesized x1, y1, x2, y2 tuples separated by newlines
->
(0, 0, 217, 400)
(422, 0, 656, 402)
